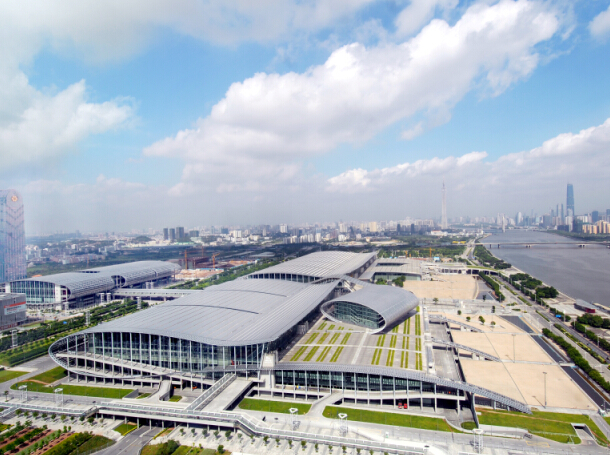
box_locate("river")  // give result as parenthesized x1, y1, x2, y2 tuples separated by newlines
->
(483, 230, 610, 308)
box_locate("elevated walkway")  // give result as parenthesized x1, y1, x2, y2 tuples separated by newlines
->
(430, 337, 501, 362)
(204, 378, 253, 412)
(429, 315, 483, 333)
(157, 380, 171, 401)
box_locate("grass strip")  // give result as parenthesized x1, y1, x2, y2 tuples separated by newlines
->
(317, 333, 329, 344)
(29, 366, 66, 384)
(319, 322, 327, 330)
(304, 346, 319, 361)
(329, 333, 340, 344)
(136, 393, 151, 399)
(317, 346, 332, 362)
(330, 347, 344, 362)
(114, 423, 137, 436)
(400, 351, 405, 368)
(305, 333, 319, 344)
(0, 370, 27, 383)
(475, 409, 609, 445)
(291, 346, 308, 361)
(405, 351, 409, 368)
(340, 333, 351, 345)
(407, 318, 412, 335)
(371, 349, 380, 365)
(329, 325, 335, 330)
(403, 321, 407, 334)
(390, 335, 397, 349)
(11, 381, 133, 398)
(239, 398, 311, 414)
(386, 349, 395, 367)
(169, 395, 182, 402)
(323, 406, 455, 432)
(338, 326, 344, 330)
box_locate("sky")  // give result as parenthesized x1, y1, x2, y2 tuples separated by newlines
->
(2, 0, 610, 234)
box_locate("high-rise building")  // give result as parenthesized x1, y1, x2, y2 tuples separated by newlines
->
(566, 183, 574, 216)
(0, 190, 26, 283)
(592, 211, 600, 223)
(561, 204, 564, 220)
(441, 181, 447, 229)
(169, 228, 176, 241)
(176, 227, 185, 239)
(163, 228, 168, 240)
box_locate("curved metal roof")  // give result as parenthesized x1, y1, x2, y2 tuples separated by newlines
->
(322, 285, 418, 333)
(16, 273, 115, 299)
(83, 278, 339, 346)
(87, 261, 180, 287)
(248, 251, 377, 280)
(12, 261, 179, 300)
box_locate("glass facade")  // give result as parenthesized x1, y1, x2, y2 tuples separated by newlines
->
(331, 301, 384, 329)
(76, 332, 266, 372)
(0, 190, 26, 283)
(9, 281, 59, 304)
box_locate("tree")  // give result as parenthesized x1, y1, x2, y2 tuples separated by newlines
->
(457, 310, 461, 315)
(214, 430, 219, 439)
(492, 306, 495, 313)
(217, 445, 225, 454)
(192, 428, 196, 436)
(482, 295, 487, 301)
(479, 316, 485, 324)
(433, 297, 439, 304)
(263, 435, 269, 445)
(491, 321, 496, 327)
(466, 317, 471, 322)
(301, 440, 307, 450)
(276, 438, 280, 446)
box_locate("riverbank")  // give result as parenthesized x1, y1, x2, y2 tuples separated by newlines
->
(480, 230, 610, 308)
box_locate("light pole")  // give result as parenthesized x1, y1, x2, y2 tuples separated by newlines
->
(543, 372, 547, 407)
(512, 334, 516, 363)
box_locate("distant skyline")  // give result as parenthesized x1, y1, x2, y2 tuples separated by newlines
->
(1, 1, 610, 233)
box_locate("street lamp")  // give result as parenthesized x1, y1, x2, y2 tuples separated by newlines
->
(543, 372, 547, 407)
(512, 334, 516, 363)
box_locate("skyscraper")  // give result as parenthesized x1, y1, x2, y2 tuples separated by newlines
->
(163, 228, 168, 240)
(0, 190, 26, 283)
(441, 181, 447, 229)
(566, 183, 574, 216)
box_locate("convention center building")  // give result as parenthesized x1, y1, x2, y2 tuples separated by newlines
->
(49, 252, 530, 414)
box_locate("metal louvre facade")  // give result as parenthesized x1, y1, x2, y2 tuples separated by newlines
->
(86, 261, 179, 287)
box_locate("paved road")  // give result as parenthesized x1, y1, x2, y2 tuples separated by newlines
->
(97, 425, 160, 455)
(562, 366, 610, 410)
(531, 335, 566, 363)
(500, 315, 534, 333)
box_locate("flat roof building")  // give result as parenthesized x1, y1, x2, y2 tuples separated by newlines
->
(0, 293, 27, 330)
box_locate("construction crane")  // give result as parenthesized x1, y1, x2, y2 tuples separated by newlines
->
(212, 252, 220, 269)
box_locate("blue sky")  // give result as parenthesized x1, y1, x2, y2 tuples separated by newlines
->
(1, 0, 610, 233)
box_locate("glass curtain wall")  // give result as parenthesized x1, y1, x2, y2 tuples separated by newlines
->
(332, 301, 384, 329)
(10, 281, 58, 304)
(87, 332, 265, 372)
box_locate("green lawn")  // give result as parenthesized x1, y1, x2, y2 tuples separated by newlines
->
(239, 398, 311, 415)
(75, 435, 114, 452)
(137, 393, 151, 399)
(323, 406, 455, 432)
(11, 381, 133, 398)
(169, 395, 183, 402)
(114, 423, 137, 435)
(30, 366, 66, 384)
(0, 370, 27, 383)
(476, 409, 609, 445)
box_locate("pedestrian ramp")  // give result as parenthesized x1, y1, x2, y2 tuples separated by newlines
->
(204, 378, 253, 412)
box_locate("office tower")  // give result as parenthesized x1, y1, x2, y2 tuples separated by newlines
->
(561, 204, 564, 220)
(592, 211, 599, 223)
(0, 190, 26, 283)
(441, 181, 447, 229)
(163, 228, 168, 240)
(176, 227, 184, 239)
(566, 183, 574, 216)
(169, 228, 176, 241)
(189, 230, 199, 238)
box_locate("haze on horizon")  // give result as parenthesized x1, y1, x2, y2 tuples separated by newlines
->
(1, 0, 610, 234)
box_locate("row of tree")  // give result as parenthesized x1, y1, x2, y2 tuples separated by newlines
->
(543, 328, 610, 393)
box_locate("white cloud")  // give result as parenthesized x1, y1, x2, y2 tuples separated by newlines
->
(394, 0, 459, 38)
(145, 0, 560, 194)
(590, 5, 610, 40)
(0, 81, 133, 169)
(325, 118, 610, 217)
